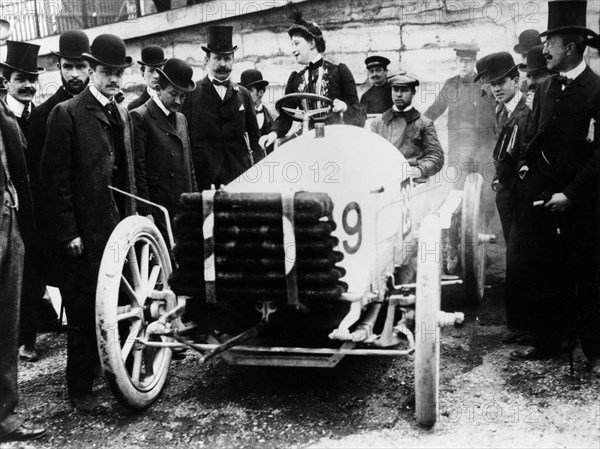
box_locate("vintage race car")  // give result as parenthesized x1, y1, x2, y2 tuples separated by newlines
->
(96, 94, 494, 427)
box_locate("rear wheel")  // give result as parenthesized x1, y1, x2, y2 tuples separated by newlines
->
(96, 216, 175, 410)
(414, 214, 441, 427)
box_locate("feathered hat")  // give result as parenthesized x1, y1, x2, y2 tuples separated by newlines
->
(287, 10, 326, 52)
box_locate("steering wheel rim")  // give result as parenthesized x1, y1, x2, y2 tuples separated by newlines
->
(275, 92, 334, 122)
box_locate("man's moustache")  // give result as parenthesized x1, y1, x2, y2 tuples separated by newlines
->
(18, 88, 36, 94)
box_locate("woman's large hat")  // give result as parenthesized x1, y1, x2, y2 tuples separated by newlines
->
(138, 45, 166, 67)
(0, 41, 46, 75)
(287, 10, 323, 41)
(539, 1, 597, 37)
(51, 30, 90, 60)
(82, 34, 133, 68)
(156, 58, 195, 92)
(201, 26, 238, 54)
(474, 52, 518, 83)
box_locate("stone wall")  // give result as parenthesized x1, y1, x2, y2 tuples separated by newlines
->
(30, 0, 600, 110)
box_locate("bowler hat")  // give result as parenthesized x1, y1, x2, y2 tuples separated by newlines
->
(514, 29, 541, 55)
(239, 69, 269, 90)
(0, 41, 45, 75)
(539, 1, 596, 37)
(365, 55, 390, 69)
(474, 52, 517, 83)
(156, 58, 195, 92)
(138, 45, 166, 67)
(201, 26, 238, 54)
(476, 54, 490, 75)
(387, 70, 419, 87)
(82, 34, 133, 69)
(0, 19, 12, 41)
(51, 30, 90, 60)
(453, 43, 479, 58)
(518, 45, 547, 73)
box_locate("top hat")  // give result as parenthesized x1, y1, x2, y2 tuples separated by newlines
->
(51, 30, 90, 60)
(518, 45, 547, 73)
(82, 34, 133, 68)
(514, 29, 541, 55)
(387, 70, 419, 87)
(138, 45, 166, 67)
(201, 26, 238, 54)
(365, 55, 390, 69)
(0, 19, 12, 41)
(586, 35, 600, 49)
(474, 52, 518, 83)
(239, 69, 269, 90)
(156, 58, 195, 92)
(453, 43, 479, 58)
(539, 1, 596, 37)
(0, 41, 45, 75)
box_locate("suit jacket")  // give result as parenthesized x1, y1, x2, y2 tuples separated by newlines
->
(40, 87, 137, 291)
(131, 98, 198, 236)
(258, 105, 275, 137)
(360, 83, 393, 114)
(493, 94, 531, 188)
(127, 88, 151, 111)
(181, 76, 263, 191)
(370, 107, 444, 178)
(14, 102, 35, 138)
(0, 99, 35, 249)
(271, 60, 366, 137)
(522, 67, 600, 203)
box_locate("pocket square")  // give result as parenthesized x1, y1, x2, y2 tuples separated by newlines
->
(239, 104, 245, 111)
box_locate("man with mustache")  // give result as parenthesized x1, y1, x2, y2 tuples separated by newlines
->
(22, 31, 91, 363)
(41, 34, 137, 413)
(182, 26, 263, 190)
(127, 45, 166, 111)
(360, 55, 393, 114)
(511, 1, 600, 376)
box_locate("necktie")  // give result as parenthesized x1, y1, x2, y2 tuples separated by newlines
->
(212, 79, 230, 87)
(107, 101, 118, 116)
(307, 59, 323, 71)
(557, 75, 573, 88)
(21, 102, 30, 132)
(169, 112, 177, 128)
(495, 102, 508, 134)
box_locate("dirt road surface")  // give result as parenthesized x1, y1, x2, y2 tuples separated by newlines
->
(3, 250, 600, 449)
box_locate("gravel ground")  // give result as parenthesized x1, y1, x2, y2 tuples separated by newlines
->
(3, 248, 600, 449)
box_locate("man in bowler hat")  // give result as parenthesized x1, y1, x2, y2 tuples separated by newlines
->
(41, 34, 137, 413)
(511, 1, 600, 374)
(239, 69, 276, 145)
(131, 58, 198, 240)
(127, 45, 166, 111)
(360, 55, 393, 114)
(182, 26, 263, 190)
(0, 19, 47, 443)
(1, 40, 45, 137)
(476, 52, 533, 345)
(370, 71, 444, 180)
(514, 29, 542, 92)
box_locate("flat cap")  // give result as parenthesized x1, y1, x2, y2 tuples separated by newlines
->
(453, 43, 479, 57)
(387, 70, 419, 87)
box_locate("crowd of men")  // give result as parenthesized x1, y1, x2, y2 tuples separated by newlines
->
(1, 0, 599, 442)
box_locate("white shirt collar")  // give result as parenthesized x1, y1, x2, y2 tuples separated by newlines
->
(207, 73, 230, 83)
(392, 104, 414, 113)
(255, 103, 263, 112)
(561, 59, 586, 80)
(152, 96, 171, 117)
(89, 85, 112, 107)
(504, 89, 522, 115)
(310, 55, 323, 65)
(6, 95, 27, 118)
(146, 86, 157, 98)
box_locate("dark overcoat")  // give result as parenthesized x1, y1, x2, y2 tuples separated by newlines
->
(130, 98, 198, 236)
(360, 83, 393, 114)
(127, 88, 151, 111)
(40, 87, 136, 292)
(271, 60, 366, 137)
(181, 76, 263, 191)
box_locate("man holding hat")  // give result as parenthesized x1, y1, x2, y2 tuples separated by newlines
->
(0, 18, 48, 443)
(239, 69, 275, 140)
(127, 44, 166, 111)
(511, 1, 600, 373)
(1, 40, 45, 137)
(182, 25, 263, 190)
(360, 55, 393, 114)
(370, 71, 444, 180)
(41, 34, 137, 413)
(477, 52, 533, 345)
(131, 58, 198, 240)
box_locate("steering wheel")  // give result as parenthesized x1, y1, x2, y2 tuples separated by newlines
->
(275, 93, 334, 123)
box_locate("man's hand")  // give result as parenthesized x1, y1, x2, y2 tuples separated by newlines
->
(332, 99, 347, 114)
(259, 131, 277, 150)
(65, 237, 84, 258)
(545, 192, 572, 212)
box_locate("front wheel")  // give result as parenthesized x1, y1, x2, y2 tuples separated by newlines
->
(96, 216, 174, 410)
